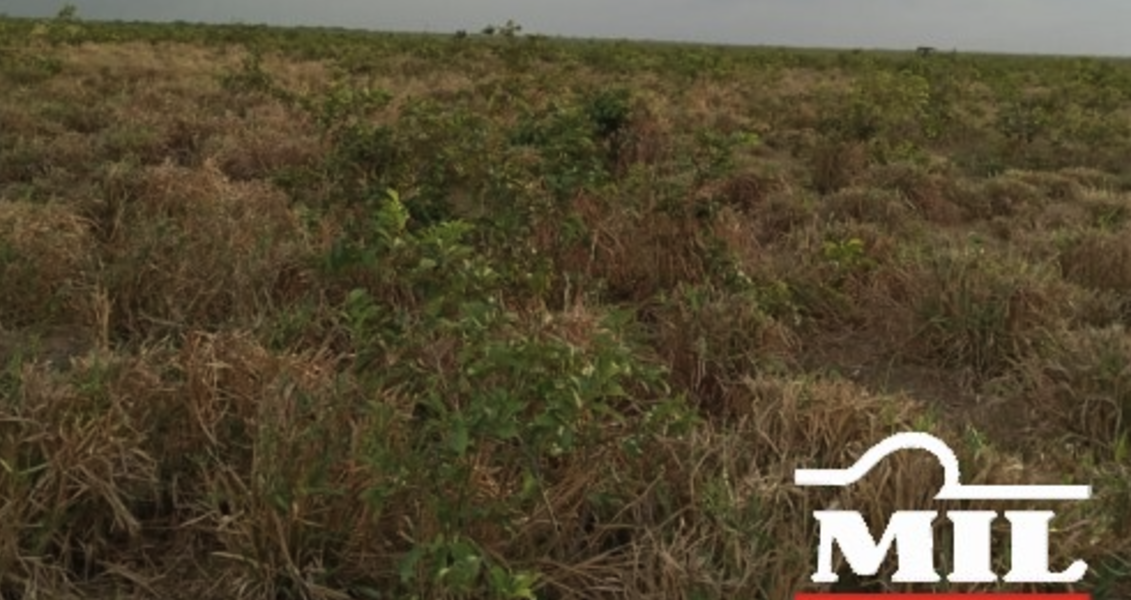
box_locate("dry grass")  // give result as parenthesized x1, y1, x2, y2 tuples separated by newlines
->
(1060, 228, 1131, 294)
(80, 160, 306, 341)
(1, 23, 1129, 600)
(0, 201, 98, 327)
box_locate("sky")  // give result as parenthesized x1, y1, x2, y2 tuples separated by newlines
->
(5, 0, 1131, 58)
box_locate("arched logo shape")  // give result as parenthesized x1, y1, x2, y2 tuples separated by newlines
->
(794, 432, 1090, 501)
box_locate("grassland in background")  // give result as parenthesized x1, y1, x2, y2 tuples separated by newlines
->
(1, 8, 1130, 600)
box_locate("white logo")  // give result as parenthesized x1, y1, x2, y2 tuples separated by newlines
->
(794, 432, 1090, 584)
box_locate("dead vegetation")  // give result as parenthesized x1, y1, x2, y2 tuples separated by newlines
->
(1, 15, 1130, 600)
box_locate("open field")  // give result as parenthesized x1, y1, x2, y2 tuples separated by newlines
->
(1, 11, 1130, 600)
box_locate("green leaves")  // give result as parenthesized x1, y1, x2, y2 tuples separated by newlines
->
(398, 534, 540, 599)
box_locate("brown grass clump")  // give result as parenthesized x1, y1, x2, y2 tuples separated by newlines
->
(859, 162, 964, 225)
(749, 190, 816, 246)
(45, 131, 98, 170)
(0, 103, 43, 137)
(716, 169, 786, 214)
(548, 191, 719, 302)
(1059, 229, 1131, 294)
(1056, 166, 1118, 189)
(256, 53, 333, 95)
(557, 375, 1118, 597)
(899, 245, 1071, 379)
(0, 200, 98, 327)
(806, 137, 867, 194)
(1034, 199, 1092, 231)
(1006, 169, 1084, 203)
(100, 160, 307, 338)
(59, 42, 236, 102)
(0, 350, 165, 597)
(211, 125, 323, 182)
(1006, 324, 1131, 452)
(0, 324, 97, 370)
(164, 331, 404, 600)
(952, 171, 1047, 221)
(207, 103, 324, 181)
(821, 186, 913, 230)
(611, 106, 672, 176)
(648, 284, 799, 417)
(1080, 189, 1131, 229)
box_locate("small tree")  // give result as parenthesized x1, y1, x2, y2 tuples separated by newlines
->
(500, 19, 522, 38)
(481, 20, 523, 39)
(55, 4, 78, 21)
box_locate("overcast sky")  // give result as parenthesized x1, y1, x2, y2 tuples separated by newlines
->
(6, 0, 1131, 57)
